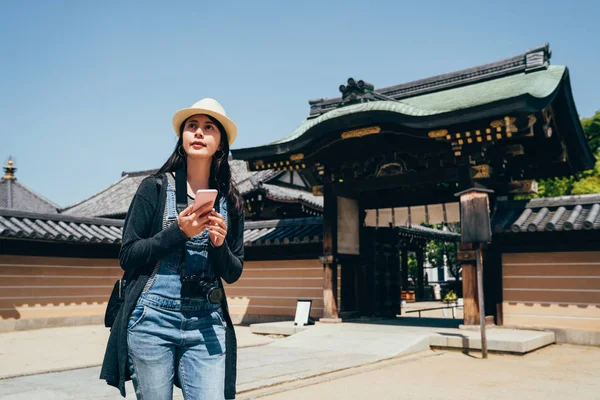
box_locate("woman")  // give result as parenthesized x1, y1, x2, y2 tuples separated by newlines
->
(100, 98, 244, 400)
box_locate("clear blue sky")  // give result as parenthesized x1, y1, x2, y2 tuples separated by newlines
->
(2, 0, 599, 208)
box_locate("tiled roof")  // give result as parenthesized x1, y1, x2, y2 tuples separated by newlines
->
(397, 224, 460, 242)
(230, 160, 281, 195)
(0, 179, 60, 214)
(244, 217, 323, 246)
(0, 208, 463, 249)
(61, 160, 282, 218)
(0, 208, 123, 244)
(307, 44, 552, 118)
(270, 66, 565, 146)
(0, 208, 322, 248)
(492, 194, 600, 233)
(261, 183, 323, 210)
(60, 173, 149, 218)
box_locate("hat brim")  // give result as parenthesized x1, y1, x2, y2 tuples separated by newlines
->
(172, 108, 237, 145)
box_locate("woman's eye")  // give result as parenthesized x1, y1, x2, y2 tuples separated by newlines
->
(205, 125, 213, 131)
(188, 123, 196, 129)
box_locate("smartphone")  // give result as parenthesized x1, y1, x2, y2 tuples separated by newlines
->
(191, 189, 218, 214)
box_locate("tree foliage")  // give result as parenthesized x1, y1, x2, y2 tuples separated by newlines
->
(424, 223, 461, 280)
(581, 110, 600, 155)
(533, 111, 600, 198)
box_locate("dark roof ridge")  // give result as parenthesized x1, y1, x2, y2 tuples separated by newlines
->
(245, 217, 323, 230)
(121, 168, 160, 177)
(0, 207, 124, 226)
(524, 193, 600, 209)
(309, 43, 551, 117)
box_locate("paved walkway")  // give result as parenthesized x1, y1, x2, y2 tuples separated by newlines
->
(0, 320, 558, 399)
(0, 324, 276, 380)
(258, 345, 600, 400)
(0, 322, 431, 399)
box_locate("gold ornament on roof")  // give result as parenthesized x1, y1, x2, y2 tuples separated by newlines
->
(2, 158, 17, 180)
(428, 129, 448, 138)
(341, 126, 381, 139)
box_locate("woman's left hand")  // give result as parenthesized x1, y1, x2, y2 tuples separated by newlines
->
(207, 211, 227, 248)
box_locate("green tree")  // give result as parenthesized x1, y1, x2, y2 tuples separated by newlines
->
(572, 159, 600, 194)
(424, 223, 461, 280)
(536, 176, 575, 198)
(530, 111, 600, 198)
(581, 110, 600, 156)
(407, 253, 417, 283)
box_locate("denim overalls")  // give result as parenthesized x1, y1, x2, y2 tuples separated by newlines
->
(127, 173, 228, 400)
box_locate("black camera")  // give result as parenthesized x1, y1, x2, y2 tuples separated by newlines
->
(181, 275, 223, 304)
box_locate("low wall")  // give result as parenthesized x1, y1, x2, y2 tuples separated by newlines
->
(502, 251, 600, 332)
(0, 254, 121, 332)
(0, 254, 330, 331)
(225, 259, 330, 324)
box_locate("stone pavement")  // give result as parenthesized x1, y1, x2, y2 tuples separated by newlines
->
(258, 344, 600, 400)
(0, 322, 431, 399)
(0, 324, 276, 380)
(0, 320, 558, 399)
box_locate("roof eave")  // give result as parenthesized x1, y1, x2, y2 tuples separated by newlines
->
(552, 68, 596, 172)
(232, 92, 559, 162)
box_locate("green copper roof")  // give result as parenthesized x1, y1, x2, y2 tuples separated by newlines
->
(271, 66, 566, 145)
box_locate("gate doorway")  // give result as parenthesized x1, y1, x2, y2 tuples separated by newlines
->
(354, 224, 462, 320)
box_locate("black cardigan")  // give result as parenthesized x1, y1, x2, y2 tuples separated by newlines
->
(100, 173, 244, 399)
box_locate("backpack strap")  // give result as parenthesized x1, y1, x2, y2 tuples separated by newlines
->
(175, 166, 187, 214)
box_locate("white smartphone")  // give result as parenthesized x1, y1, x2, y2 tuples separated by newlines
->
(191, 189, 218, 214)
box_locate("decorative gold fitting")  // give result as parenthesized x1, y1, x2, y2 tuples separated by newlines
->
(341, 126, 381, 139)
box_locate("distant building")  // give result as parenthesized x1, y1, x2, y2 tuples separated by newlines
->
(0, 158, 60, 213)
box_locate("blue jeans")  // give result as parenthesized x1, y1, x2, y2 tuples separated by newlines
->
(127, 294, 227, 400)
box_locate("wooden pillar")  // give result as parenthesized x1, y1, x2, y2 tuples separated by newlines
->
(321, 182, 339, 321)
(455, 187, 493, 359)
(459, 243, 479, 325)
(416, 245, 424, 300)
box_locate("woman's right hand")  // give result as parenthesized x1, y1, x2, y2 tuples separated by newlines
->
(177, 203, 214, 239)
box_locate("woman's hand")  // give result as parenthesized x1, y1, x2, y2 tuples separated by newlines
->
(177, 203, 213, 239)
(207, 211, 227, 247)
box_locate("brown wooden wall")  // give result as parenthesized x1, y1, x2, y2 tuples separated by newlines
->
(225, 259, 340, 320)
(0, 254, 334, 328)
(502, 251, 600, 332)
(0, 254, 121, 321)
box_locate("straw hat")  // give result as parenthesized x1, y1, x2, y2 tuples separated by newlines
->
(172, 98, 237, 145)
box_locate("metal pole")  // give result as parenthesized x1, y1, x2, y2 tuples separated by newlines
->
(476, 245, 488, 359)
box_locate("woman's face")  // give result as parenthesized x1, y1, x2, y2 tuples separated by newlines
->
(181, 114, 222, 159)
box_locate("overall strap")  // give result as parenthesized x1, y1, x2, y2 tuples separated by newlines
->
(175, 166, 187, 214)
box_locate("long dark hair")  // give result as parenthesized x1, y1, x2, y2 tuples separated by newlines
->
(157, 115, 244, 231)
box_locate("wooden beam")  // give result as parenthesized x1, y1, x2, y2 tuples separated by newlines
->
(321, 183, 339, 320)
(460, 242, 479, 325)
(348, 167, 459, 192)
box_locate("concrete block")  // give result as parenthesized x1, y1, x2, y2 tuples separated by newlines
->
(564, 329, 600, 347)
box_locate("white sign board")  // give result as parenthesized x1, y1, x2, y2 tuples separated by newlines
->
(294, 300, 312, 326)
